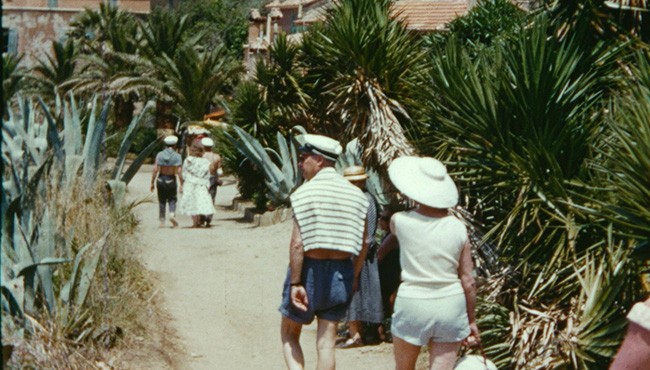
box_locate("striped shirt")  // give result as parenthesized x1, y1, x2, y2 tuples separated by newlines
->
(291, 167, 369, 255)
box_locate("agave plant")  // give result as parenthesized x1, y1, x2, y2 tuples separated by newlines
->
(225, 125, 303, 207)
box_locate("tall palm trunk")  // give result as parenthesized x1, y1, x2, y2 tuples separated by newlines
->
(113, 94, 134, 129)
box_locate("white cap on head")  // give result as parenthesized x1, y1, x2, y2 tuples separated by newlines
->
(201, 137, 214, 147)
(297, 134, 342, 162)
(388, 156, 459, 209)
(164, 135, 178, 145)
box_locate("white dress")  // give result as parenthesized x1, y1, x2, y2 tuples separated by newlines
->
(178, 156, 215, 216)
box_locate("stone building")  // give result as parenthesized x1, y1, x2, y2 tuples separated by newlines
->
(2, 0, 177, 67)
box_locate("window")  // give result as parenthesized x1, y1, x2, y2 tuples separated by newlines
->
(48, 0, 58, 8)
(2, 28, 18, 55)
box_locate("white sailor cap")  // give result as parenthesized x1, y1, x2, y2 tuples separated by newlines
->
(297, 134, 342, 162)
(201, 137, 214, 147)
(163, 135, 178, 145)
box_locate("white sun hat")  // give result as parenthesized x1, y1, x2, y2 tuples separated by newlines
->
(201, 137, 214, 147)
(163, 135, 178, 145)
(297, 134, 342, 162)
(388, 156, 459, 208)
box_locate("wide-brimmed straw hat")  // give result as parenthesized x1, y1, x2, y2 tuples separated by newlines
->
(388, 156, 458, 209)
(163, 135, 178, 145)
(344, 166, 368, 181)
(296, 134, 342, 162)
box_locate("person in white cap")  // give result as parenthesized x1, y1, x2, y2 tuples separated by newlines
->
(200, 137, 222, 227)
(279, 134, 369, 370)
(151, 135, 183, 228)
(387, 156, 480, 370)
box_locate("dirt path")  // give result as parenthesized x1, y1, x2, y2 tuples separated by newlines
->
(128, 165, 394, 369)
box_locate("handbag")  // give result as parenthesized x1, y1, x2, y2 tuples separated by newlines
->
(454, 344, 497, 370)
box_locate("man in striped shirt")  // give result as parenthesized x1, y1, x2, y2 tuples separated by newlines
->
(279, 134, 369, 370)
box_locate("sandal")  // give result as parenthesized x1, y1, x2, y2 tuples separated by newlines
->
(336, 337, 363, 349)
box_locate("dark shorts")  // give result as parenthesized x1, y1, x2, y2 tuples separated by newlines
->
(279, 257, 354, 324)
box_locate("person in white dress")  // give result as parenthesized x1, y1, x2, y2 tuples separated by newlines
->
(178, 141, 217, 227)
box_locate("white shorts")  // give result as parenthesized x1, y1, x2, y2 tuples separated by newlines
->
(391, 294, 470, 345)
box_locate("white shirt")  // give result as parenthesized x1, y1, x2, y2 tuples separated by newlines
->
(393, 211, 467, 298)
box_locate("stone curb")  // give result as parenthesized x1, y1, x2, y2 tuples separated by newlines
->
(229, 197, 292, 227)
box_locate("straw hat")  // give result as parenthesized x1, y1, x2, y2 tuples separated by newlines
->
(388, 156, 458, 209)
(343, 166, 368, 181)
(297, 134, 342, 162)
(163, 135, 178, 145)
(201, 137, 214, 147)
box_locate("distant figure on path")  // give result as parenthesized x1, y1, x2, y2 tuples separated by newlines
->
(388, 156, 480, 370)
(200, 137, 222, 227)
(177, 142, 217, 228)
(151, 135, 183, 228)
(279, 134, 369, 370)
(338, 165, 384, 348)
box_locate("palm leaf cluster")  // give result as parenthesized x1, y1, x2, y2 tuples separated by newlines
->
(9, 3, 245, 131)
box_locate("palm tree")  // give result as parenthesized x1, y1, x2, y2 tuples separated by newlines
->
(67, 4, 141, 128)
(2, 53, 26, 118)
(299, 0, 426, 175)
(230, 33, 308, 146)
(28, 40, 79, 106)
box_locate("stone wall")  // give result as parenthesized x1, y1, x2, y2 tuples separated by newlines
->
(3, 9, 78, 67)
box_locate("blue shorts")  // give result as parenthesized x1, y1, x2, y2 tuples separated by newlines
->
(391, 294, 470, 345)
(279, 257, 354, 324)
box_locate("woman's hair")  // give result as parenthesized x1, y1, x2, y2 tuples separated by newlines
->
(189, 141, 204, 157)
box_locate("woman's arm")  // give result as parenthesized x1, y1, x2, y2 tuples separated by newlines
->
(377, 233, 398, 262)
(458, 239, 479, 341)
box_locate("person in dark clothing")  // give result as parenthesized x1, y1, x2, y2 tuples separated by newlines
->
(377, 206, 401, 342)
(151, 135, 183, 228)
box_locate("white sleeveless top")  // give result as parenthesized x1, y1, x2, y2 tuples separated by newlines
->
(393, 211, 467, 298)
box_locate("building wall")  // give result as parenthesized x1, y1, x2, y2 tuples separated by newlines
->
(1, 0, 176, 68)
(3, 9, 78, 66)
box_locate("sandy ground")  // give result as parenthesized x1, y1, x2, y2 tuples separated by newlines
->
(127, 165, 395, 369)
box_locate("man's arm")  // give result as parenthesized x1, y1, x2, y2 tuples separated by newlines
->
(289, 219, 308, 311)
(150, 159, 159, 192)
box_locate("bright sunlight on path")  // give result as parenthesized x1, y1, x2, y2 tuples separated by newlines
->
(128, 165, 394, 369)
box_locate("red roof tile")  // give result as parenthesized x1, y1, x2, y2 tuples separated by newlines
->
(391, 0, 469, 31)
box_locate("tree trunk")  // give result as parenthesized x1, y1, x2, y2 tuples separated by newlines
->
(155, 100, 176, 132)
(113, 95, 134, 129)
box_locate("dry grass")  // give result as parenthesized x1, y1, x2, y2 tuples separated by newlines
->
(4, 177, 182, 369)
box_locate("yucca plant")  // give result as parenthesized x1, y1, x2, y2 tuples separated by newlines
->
(425, 13, 637, 368)
(300, 0, 425, 176)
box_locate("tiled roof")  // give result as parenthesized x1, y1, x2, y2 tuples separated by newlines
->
(391, 0, 469, 31)
(265, 0, 323, 9)
(294, 2, 332, 24)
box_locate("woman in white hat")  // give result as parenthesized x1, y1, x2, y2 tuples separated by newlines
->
(387, 156, 479, 370)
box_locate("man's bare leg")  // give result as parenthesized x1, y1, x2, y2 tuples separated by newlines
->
(281, 316, 304, 370)
(315, 318, 338, 370)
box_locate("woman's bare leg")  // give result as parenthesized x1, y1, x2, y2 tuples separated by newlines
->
(428, 340, 460, 370)
(393, 336, 420, 370)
